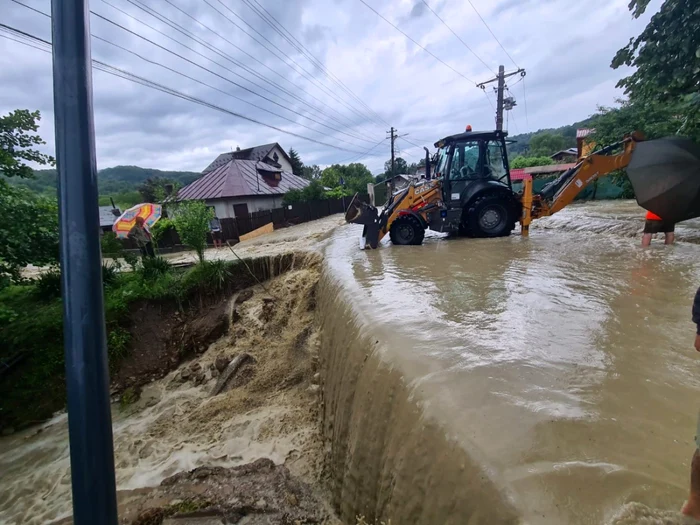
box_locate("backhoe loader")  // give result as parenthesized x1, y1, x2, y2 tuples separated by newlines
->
(345, 127, 652, 249)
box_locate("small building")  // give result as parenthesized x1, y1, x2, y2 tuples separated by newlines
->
(550, 148, 578, 163)
(178, 144, 309, 218)
(99, 205, 121, 233)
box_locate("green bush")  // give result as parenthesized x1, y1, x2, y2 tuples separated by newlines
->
(123, 251, 140, 272)
(34, 268, 62, 299)
(139, 256, 171, 281)
(107, 326, 131, 363)
(102, 263, 120, 286)
(171, 201, 213, 263)
(100, 232, 123, 256)
(182, 260, 232, 293)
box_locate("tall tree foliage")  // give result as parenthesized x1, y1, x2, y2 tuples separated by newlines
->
(527, 133, 573, 157)
(382, 157, 408, 179)
(611, 0, 699, 103)
(0, 110, 58, 284)
(0, 181, 59, 284)
(137, 176, 179, 203)
(288, 147, 304, 177)
(320, 163, 373, 194)
(301, 164, 321, 180)
(0, 109, 54, 179)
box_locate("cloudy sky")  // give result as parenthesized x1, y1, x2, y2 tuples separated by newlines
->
(0, 0, 658, 174)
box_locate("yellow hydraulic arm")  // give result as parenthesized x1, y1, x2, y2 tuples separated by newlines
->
(520, 133, 642, 236)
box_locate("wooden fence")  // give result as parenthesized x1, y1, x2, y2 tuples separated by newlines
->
(120, 196, 364, 250)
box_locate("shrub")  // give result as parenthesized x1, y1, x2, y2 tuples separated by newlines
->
(100, 232, 123, 256)
(183, 260, 232, 293)
(107, 326, 131, 365)
(101, 262, 119, 286)
(34, 268, 62, 299)
(139, 256, 172, 281)
(171, 201, 213, 263)
(123, 251, 140, 272)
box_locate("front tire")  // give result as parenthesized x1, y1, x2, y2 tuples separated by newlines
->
(389, 215, 425, 245)
(464, 193, 517, 238)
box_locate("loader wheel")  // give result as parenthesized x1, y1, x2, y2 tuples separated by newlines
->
(464, 193, 517, 238)
(390, 215, 425, 246)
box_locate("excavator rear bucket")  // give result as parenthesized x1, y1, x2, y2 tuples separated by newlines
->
(344, 193, 382, 249)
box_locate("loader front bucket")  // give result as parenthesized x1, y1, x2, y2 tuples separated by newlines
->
(344, 194, 382, 249)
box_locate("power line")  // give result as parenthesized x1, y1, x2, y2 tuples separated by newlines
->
(0, 24, 369, 155)
(242, 0, 390, 127)
(98, 0, 376, 145)
(137, 0, 374, 136)
(11, 0, 376, 148)
(337, 137, 387, 164)
(420, 0, 495, 75)
(399, 136, 426, 149)
(206, 0, 386, 128)
(465, 0, 519, 68)
(357, 0, 477, 85)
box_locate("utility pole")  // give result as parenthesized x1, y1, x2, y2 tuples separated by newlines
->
(51, 0, 118, 524)
(388, 126, 396, 177)
(478, 65, 526, 131)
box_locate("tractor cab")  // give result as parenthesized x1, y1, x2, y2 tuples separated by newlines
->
(433, 128, 512, 202)
(430, 128, 518, 237)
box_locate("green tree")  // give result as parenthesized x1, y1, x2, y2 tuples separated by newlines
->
(301, 164, 321, 180)
(320, 166, 342, 189)
(510, 156, 554, 169)
(0, 109, 54, 179)
(0, 180, 59, 284)
(171, 200, 213, 263)
(283, 180, 327, 204)
(527, 133, 571, 157)
(611, 0, 700, 103)
(288, 147, 304, 177)
(382, 157, 408, 178)
(137, 176, 179, 203)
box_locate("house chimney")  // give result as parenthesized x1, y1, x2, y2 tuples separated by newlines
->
(236, 145, 241, 151)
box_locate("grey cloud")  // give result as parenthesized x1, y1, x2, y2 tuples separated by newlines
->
(0, 0, 657, 173)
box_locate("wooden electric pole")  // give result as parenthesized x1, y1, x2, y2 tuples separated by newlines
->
(388, 126, 396, 177)
(478, 65, 526, 131)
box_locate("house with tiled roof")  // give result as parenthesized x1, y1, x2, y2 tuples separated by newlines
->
(178, 143, 309, 219)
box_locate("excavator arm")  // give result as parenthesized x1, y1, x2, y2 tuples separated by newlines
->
(520, 133, 642, 234)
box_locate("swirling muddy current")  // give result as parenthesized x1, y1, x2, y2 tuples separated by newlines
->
(2, 201, 700, 524)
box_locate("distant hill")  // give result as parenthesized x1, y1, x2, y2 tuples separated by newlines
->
(506, 117, 594, 157)
(4, 165, 200, 197)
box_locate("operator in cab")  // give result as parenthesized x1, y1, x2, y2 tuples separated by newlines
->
(641, 210, 675, 246)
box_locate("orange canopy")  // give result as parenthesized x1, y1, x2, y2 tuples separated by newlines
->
(645, 210, 662, 221)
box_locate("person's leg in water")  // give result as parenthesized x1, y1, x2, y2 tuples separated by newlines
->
(682, 449, 700, 518)
(642, 219, 657, 247)
(664, 222, 676, 245)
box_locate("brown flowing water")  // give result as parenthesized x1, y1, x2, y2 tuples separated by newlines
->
(320, 200, 700, 524)
(2, 201, 700, 524)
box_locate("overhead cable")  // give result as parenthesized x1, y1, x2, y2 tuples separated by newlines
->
(420, 0, 495, 75)
(0, 24, 369, 154)
(356, 0, 477, 85)
(465, 0, 519, 68)
(241, 0, 390, 127)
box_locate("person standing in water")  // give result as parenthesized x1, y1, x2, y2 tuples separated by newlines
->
(641, 210, 675, 246)
(681, 286, 700, 519)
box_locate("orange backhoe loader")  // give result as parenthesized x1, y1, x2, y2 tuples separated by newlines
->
(345, 128, 649, 249)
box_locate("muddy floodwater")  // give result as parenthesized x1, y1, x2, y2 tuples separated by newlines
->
(2, 200, 700, 524)
(325, 200, 700, 524)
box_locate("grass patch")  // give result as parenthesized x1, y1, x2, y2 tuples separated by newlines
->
(0, 256, 284, 429)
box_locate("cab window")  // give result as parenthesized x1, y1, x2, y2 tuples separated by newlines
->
(449, 141, 480, 180)
(485, 140, 507, 182)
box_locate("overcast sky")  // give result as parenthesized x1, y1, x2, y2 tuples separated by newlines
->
(0, 0, 659, 174)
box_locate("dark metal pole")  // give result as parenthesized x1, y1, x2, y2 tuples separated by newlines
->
(51, 1, 118, 524)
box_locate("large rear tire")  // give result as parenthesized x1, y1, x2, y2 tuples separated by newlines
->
(464, 193, 517, 238)
(389, 215, 425, 245)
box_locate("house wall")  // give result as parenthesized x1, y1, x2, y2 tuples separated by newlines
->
(206, 195, 284, 218)
(270, 145, 293, 173)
